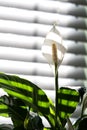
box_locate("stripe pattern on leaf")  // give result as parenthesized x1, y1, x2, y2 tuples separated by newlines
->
(58, 87, 80, 126)
(0, 73, 55, 127)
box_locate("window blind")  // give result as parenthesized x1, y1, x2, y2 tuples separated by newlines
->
(0, 0, 86, 123)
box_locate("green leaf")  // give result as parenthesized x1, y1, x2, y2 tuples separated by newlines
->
(58, 87, 80, 126)
(0, 73, 55, 127)
(43, 128, 51, 130)
(76, 116, 87, 130)
(13, 125, 25, 130)
(25, 115, 44, 130)
(0, 95, 27, 127)
(0, 73, 49, 113)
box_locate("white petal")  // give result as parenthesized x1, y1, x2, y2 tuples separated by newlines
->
(42, 25, 66, 68)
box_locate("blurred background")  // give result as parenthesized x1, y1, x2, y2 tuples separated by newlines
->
(0, 0, 87, 124)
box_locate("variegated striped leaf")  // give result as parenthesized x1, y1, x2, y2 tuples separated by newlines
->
(0, 73, 55, 127)
(58, 87, 80, 126)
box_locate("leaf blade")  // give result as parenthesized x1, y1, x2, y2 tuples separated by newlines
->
(58, 87, 80, 126)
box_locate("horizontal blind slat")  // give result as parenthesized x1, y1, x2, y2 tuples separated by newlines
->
(0, 0, 86, 17)
(0, 60, 87, 79)
(57, 5, 86, 17)
(0, 6, 87, 29)
(0, 33, 87, 54)
(65, 41, 87, 54)
(0, 0, 37, 10)
(0, 35, 87, 56)
(38, 2, 87, 17)
(60, 0, 87, 5)
(0, 46, 87, 67)
(0, 60, 53, 76)
(0, 33, 43, 49)
(0, 20, 86, 41)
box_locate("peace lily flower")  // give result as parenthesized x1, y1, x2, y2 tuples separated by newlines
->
(41, 24, 66, 129)
(41, 24, 66, 73)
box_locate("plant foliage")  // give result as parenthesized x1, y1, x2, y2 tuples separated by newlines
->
(0, 73, 81, 130)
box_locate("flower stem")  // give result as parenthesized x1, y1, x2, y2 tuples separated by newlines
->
(55, 63, 59, 129)
(52, 43, 61, 129)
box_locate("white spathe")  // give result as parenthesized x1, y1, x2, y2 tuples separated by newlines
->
(42, 25, 66, 69)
